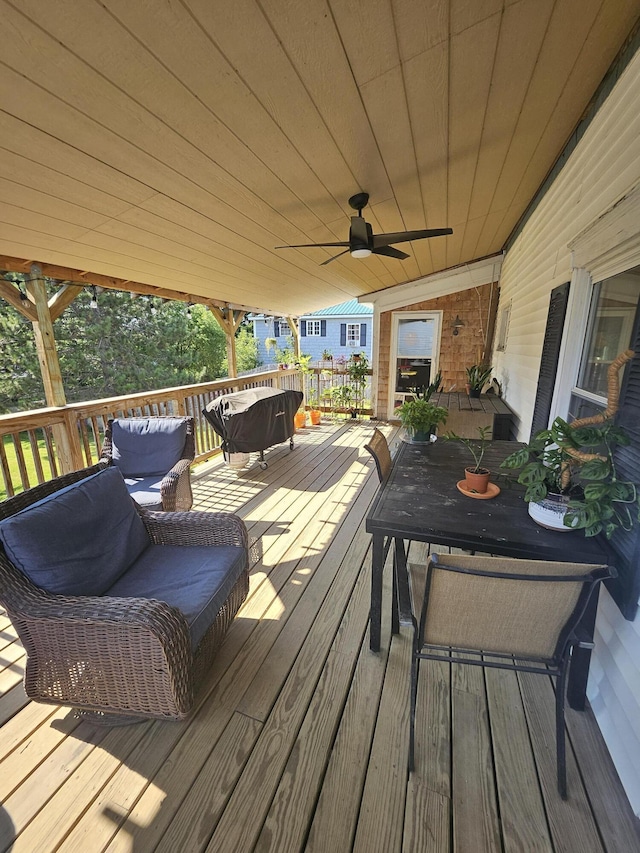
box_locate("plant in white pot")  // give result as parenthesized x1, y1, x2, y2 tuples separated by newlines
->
(501, 349, 640, 536)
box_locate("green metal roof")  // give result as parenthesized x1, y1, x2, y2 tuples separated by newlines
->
(305, 299, 372, 317)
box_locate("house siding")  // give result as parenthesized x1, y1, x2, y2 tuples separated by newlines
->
(376, 282, 498, 417)
(496, 49, 640, 816)
(253, 304, 373, 365)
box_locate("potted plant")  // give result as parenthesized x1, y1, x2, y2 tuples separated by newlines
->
(347, 352, 370, 416)
(501, 349, 639, 536)
(465, 364, 492, 398)
(445, 425, 493, 493)
(395, 398, 448, 443)
(501, 415, 639, 536)
(307, 388, 322, 425)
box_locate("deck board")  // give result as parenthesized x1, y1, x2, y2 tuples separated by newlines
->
(0, 421, 639, 853)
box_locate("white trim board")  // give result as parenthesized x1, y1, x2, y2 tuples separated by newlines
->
(358, 255, 503, 312)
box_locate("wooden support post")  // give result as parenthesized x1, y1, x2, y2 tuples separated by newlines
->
(26, 265, 83, 473)
(287, 315, 300, 360)
(209, 306, 245, 379)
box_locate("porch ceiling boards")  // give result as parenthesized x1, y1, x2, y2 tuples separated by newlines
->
(1, 422, 639, 852)
(1, 2, 639, 316)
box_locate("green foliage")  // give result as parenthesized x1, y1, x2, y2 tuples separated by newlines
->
(465, 363, 492, 391)
(500, 416, 640, 538)
(410, 369, 443, 401)
(396, 398, 448, 435)
(444, 425, 493, 472)
(0, 290, 229, 412)
(234, 324, 261, 373)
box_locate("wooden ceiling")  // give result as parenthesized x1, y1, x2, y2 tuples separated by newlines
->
(1, 0, 639, 316)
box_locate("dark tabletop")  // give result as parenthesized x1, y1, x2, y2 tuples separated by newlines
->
(366, 439, 613, 565)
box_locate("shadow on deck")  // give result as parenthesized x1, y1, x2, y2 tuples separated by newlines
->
(0, 420, 638, 852)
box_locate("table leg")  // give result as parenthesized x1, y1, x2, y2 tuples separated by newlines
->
(394, 538, 413, 626)
(370, 533, 384, 652)
(567, 587, 599, 711)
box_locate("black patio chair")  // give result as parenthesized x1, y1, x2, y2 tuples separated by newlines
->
(409, 552, 615, 798)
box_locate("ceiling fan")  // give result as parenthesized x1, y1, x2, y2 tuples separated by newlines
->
(275, 192, 452, 266)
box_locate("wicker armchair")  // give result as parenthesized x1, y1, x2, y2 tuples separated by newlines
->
(100, 416, 195, 511)
(0, 464, 249, 724)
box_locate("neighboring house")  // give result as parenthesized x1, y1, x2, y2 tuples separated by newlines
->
(366, 44, 640, 817)
(252, 299, 373, 364)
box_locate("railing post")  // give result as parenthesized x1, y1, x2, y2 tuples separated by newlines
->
(60, 409, 86, 473)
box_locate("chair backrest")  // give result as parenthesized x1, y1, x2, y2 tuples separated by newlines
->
(364, 428, 393, 483)
(422, 552, 614, 661)
(102, 416, 195, 477)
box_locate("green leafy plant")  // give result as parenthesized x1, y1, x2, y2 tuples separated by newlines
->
(466, 363, 492, 392)
(500, 416, 640, 537)
(409, 369, 443, 401)
(395, 398, 448, 437)
(445, 425, 493, 472)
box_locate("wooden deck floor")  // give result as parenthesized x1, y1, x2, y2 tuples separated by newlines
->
(1, 421, 639, 853)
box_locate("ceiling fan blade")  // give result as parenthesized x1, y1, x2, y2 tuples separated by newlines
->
(320, 249, 350, 266)
(373, 245, 410, 261)
(372, 227, 453, 247)
(274, 241, 349, 249)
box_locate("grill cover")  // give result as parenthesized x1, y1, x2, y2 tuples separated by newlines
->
(203, 387, 303, 454)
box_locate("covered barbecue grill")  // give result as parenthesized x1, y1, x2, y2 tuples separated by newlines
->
(203, 386, 303, 469)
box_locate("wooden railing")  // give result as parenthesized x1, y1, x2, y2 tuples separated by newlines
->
(0, 369, 303, 499)
(0, 365, 373, 499)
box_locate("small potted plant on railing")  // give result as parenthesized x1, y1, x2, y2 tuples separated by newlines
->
(465, 363, 492, 397)
(445, 425, 494, 494)
(395, 398, 448, 443)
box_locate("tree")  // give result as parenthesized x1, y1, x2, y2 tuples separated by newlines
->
(0, 289, 229, 412)
(234, 323, 261, 374)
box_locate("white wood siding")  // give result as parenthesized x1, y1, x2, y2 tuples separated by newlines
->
(497, 49, 640, 818)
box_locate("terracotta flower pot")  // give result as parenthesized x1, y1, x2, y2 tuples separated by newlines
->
(309, 410, 321, 425)
(464, 466, 491, 494)
(294, 411, 307, 429)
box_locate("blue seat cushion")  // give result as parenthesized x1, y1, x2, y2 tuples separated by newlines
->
(111, 418, 187, 477)
(106, 544, 247, 649)
(123, 476, 164, 511)
(0, 468, 150, 596)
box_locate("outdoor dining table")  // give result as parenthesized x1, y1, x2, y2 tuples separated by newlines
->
(365, 437, 615, 710)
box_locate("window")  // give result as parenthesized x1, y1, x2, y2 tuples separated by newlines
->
(569, 268, 640, 421)
(307, 320, 321, 336)
(275, 320, 292, 338)
(388, 311, 442, 417)
(346, 323, 360, 347)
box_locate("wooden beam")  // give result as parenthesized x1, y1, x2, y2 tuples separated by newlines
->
(26, 265, 82, 472)
(287, 315, 300, 359)
(209, 306, 246, 379)
(0, 278, 37, 321)
(49, 283, 84, 322)
(0, 255, 270, 315)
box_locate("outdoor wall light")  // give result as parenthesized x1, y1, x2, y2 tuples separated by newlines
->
(451, 315, 464, 336)
(89, 285, 98, 309)
(186, 303, 193, 319)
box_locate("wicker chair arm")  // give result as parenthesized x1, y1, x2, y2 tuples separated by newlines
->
(140, 509, 249, 550)
(10, 592, 195, 719)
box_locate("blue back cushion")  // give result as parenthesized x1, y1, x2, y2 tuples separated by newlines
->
(0, 468, 150, 596)
(111, 418, 187, 477)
